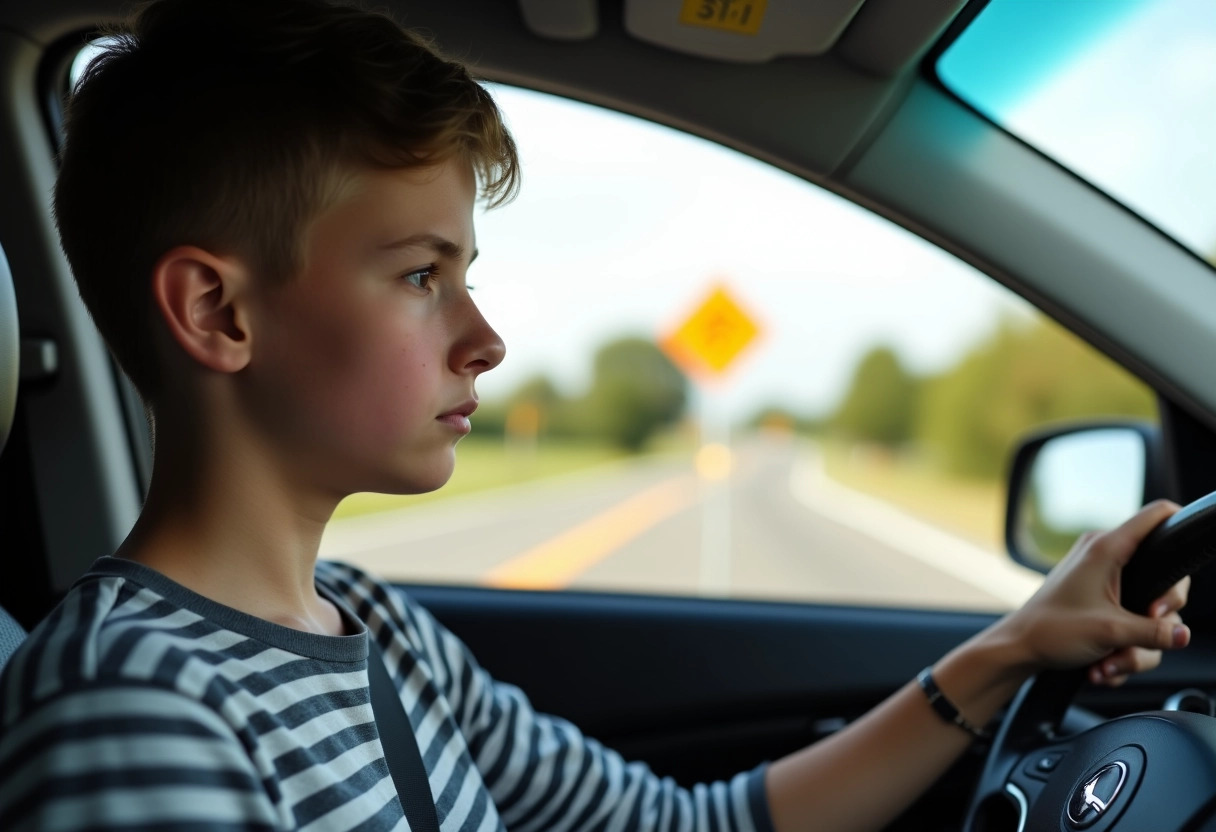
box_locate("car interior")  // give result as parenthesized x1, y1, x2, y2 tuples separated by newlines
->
(5, 0, 1216, 830)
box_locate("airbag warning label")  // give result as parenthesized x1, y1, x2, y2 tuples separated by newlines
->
(679, 0, 767, 36)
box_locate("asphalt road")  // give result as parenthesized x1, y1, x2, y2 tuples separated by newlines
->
(320, 437, 1043, 612)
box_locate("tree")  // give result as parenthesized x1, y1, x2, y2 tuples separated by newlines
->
(747, 404, 815, 434)
(917, 316, 1155, 478)
(583, 337, 688, 451)
(474, 376, 564, 440)
(508, 375, 562, 411)
(830, 345, 918, 447)
(505, 374, 563, 437)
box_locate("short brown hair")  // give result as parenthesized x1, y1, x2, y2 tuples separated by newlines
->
(54, 0, 518, 402)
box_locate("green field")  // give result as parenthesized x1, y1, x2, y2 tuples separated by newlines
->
(333, 437, 629, 519)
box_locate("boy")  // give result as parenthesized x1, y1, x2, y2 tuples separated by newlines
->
(0, 0, 1192, 829)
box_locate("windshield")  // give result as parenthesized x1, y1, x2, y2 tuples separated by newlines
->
(937, 0, 1216, 262)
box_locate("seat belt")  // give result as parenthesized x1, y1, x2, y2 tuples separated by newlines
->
(367, 639, 441, 832)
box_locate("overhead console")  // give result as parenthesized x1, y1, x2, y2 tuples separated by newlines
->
(517, 0, 968, 75)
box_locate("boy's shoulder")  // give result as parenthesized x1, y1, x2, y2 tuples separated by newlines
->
(0, 557, 422, 731)
(1, 566, 160, 712)
(0, 558, 439, 830)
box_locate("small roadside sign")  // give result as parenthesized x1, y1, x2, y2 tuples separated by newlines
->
(661, 283, 762, 381)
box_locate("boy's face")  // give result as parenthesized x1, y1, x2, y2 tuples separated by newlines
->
(243, 159, 504, 497)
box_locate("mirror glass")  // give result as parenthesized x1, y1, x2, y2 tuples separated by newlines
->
(1014, 428, 1145, 569)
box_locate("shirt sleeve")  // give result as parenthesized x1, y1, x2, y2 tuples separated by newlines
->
(0, 680, 281, 831)
(394, 592, 776, 832)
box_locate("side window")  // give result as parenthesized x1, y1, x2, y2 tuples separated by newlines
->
(324, 85, 1157, 611)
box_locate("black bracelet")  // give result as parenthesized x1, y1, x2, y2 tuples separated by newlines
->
(917, 667, 991, 741)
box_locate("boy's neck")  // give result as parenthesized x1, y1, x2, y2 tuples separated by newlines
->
(115, 409, 348, 637)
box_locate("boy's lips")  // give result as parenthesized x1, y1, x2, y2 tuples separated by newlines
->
(437, 400, 477, 434)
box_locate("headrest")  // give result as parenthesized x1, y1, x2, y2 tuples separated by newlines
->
(0, 243, 18, 455)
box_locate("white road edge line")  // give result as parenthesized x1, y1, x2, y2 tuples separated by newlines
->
(787, 443, 1043, 607)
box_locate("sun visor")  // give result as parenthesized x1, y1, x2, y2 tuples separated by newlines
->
(624, 0, 865, 63)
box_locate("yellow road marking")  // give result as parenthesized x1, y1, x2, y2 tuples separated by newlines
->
(482, 475, 700, 590)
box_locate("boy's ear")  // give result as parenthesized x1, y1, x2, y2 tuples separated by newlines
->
(151, 246, 253, 374)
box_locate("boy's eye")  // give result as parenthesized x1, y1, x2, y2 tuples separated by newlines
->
(401, 266, 437, 291)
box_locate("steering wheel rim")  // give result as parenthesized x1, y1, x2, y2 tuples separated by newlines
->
(963, 491, 1216, 832)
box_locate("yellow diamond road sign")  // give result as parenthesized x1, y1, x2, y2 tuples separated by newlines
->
(662, 284, 761, 379)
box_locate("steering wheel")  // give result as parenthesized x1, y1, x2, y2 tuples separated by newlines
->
(963, 492, 1216, 832)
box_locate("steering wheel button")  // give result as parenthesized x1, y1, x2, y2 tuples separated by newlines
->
(1036, 752, 1063, 771)
(1022, 750, 1066, 780)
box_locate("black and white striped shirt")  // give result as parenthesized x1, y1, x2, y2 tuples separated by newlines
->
(0, 556, 773, 831)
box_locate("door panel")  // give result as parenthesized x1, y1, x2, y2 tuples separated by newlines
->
(404, 583, 1216, 828)
(404, 582, 992, 817)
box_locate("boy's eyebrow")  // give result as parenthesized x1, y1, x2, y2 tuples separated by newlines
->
(378, 233, 478, 263)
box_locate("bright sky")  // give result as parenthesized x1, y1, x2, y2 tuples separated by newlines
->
(471, 85, 1025, 422)
(473, 0, 1216, 423)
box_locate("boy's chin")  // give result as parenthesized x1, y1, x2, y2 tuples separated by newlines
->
(339, 450, 457, 497)
(384, 459, 456, 495)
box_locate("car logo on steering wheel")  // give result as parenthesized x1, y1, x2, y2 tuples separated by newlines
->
(1067, 761, 1128, 828)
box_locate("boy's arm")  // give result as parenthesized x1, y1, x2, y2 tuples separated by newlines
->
(766, 500, 1191, 832)
(0, 680, 280, 831)
(397, 596, 774, 832)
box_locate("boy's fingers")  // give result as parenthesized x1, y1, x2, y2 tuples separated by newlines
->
(1091, 663, 1133, 688)
(1105, 500, 1180, 567)
(1096, 645, 1164, 681)
(1111, 613, 1189, 652)
(1150, 576, 1191, 618)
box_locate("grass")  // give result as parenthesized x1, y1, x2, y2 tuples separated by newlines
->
(819, 440, 1005, 551)
(333, 436, 629, 519)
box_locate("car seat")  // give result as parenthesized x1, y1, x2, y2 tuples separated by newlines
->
(0, 242, 28, 670)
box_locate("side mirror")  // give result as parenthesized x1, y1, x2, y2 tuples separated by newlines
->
(1005, 421, 1167, 573)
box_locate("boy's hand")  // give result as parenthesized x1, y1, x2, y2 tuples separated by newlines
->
(1000, 500, 1191, 687)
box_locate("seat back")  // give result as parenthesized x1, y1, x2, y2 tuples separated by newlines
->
(0, 239, 29, 670)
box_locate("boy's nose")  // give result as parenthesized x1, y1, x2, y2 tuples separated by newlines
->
(454, 306, 506, 375)
(470, 325, 506, 375)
